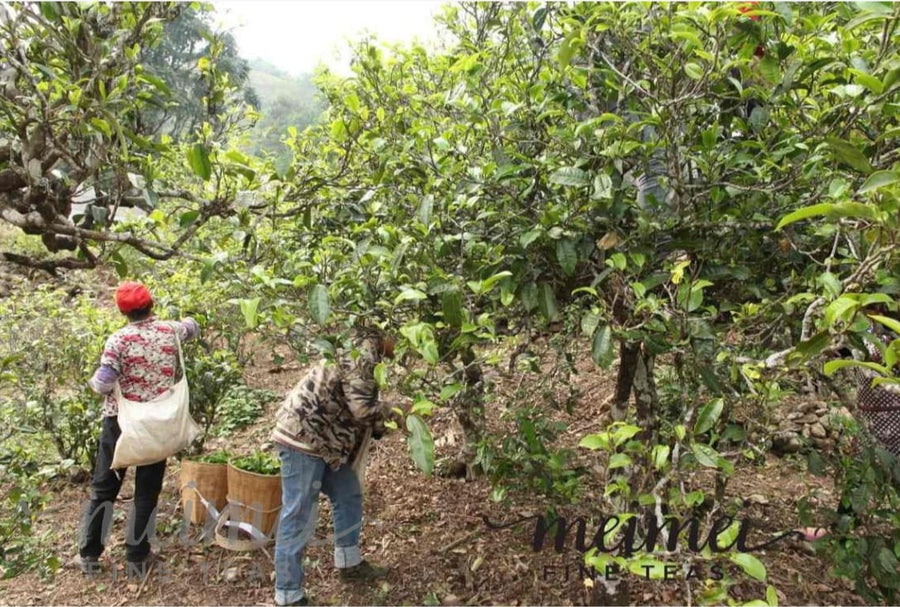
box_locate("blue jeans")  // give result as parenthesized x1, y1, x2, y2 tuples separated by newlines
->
(274, 447, 363, 605)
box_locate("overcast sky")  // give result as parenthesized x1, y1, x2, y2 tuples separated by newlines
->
(215, 1, 445, 76)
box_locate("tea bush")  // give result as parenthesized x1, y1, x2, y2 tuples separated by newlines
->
(478, 405, 585, 504)
(0, 462, 60, 580)
(184, 344, 243, 447)
(801, 421, 900, 604)
(211, 385, 280, 437)
(0, 285, 120, 468)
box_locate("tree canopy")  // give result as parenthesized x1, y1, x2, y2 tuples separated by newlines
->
(0, 2, 257, 273)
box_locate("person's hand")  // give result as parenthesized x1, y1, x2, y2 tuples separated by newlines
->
(389, 401, 410, 425)
(373, 422, 386, 440)
(372, 402, 405, 439)
(372, 405, 390, 440)
(379, 336, 396, 360)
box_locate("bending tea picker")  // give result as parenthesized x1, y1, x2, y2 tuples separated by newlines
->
(270, 328, 398, 607)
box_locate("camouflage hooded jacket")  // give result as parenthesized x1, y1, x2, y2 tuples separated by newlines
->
(272, 339, 387, 469)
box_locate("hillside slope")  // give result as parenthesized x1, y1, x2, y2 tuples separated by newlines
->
(243, 59, 324, 160)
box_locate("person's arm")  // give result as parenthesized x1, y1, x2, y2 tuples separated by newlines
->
(177, 318, 200, 341)
(343, 367, 381, 425)
(89, 335, 121, 395)
(342, 340, 384, 425)
(372, 402, 406, 439)
(89, 365, 118, 395)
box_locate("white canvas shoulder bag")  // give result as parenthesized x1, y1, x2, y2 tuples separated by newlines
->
(110, 328, 202, 469)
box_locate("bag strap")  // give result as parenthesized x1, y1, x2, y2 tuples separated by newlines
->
(173, 325, 186, 381)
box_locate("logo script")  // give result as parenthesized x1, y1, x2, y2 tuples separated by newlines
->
(483, 511, 802, 557)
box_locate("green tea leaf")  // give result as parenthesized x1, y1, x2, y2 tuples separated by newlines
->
(776, 201, 876, 230)
(652, 444, 670, 470)
(716, 520, 742, 549)
(694, 398, 724, 435)
(406, 415, 434, 475)
(556, 239, 577, 276)
(611, 423, 641, 447)
(179, 210, 199, 228)
(592, 173, 613, 200)
(557, 31, 579, 69)
(581, 311, 600, 337)
(439, 383, 463, 401)
(854, 2, 893, 15)
(309, 284, 330, 326)
(538, 283, 559, 322)
(591, 325, 615, 369)
(374, 362, 388, 389)
(39, 2, 59, 20)
(870, 314, 900, 336)
(549, 167, 589, 187)
(239, 297, 260, 330)
(691, 443, 720, 468)
(684, 62, 703, 80)
(520, 282, 538, 312)
(792, 332, 831, 359)
(89, 117, 112, 137)
(824, 295, 860, 326)
(860, 170, 900, 193)
(395, 287, 428, 304)
(187, 143, 212, 181)
(410, 396, 438, 416)
(579, 433, 609, 451)
(417, 195, 433, 226)
(519, 228, 542, 249)
(608, 453, 631, 469)
(730, 553, 767, 582)
(823, 359, 887, 377)
(825, 137, 874, 173)
(442, 289, 463, 327)
(849, 68, 884, 95)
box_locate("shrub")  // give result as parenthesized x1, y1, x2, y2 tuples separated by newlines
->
(184, 346, 243, 449)
(0, 285, 120, 468)
(0, 285, 121, 579)
(0, 442, 64, 580)
(211, 385, 280, 437)
(801, 423, 900, 604)
(478, 406, 585, 504)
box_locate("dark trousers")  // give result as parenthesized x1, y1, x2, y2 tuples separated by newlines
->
(79, 416, 166, 562)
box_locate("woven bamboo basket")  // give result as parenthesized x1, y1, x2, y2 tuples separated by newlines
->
(214, 504, 275, 551)
(180, 459, 228, 525)
(226, 461, 282, 537)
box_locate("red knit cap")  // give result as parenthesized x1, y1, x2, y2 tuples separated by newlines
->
(738, 2, 760, 21)
(115, 281, 152, 313)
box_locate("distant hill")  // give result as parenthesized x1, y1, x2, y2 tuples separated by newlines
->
(243, 58, 325, 162)
(247, 58, 320, 111)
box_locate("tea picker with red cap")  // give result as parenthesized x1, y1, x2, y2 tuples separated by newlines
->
(73, 281, 200, 576)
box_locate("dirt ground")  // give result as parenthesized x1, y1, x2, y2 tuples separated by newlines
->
(0, 340, 871, 607)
